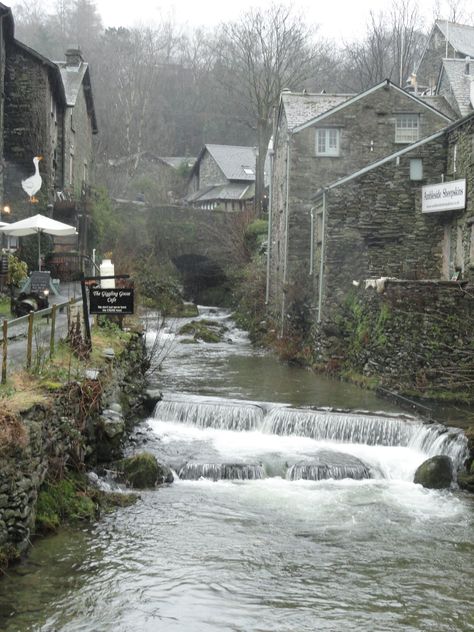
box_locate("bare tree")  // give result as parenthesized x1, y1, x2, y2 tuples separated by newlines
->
(216, 4, 321, 215)
(340, 0, 426, 91)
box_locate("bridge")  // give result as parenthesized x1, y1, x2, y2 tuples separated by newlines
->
(114, 202, 247, 299)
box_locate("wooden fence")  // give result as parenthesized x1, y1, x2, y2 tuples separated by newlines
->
(0, 298, 81, 383)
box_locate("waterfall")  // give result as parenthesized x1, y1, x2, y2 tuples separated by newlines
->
(264, 407, 415, 446)
(287, 450, 373, 481)
(154, 397, 264, 431)
(153, 394, 469, 476)
(179, 462, 265, 481)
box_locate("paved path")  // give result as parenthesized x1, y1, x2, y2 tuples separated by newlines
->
(1, 281, 85, 375)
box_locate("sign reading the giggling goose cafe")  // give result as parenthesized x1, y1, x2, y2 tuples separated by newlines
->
(89, 288, 134, 314)
(422, 179, 466, 213)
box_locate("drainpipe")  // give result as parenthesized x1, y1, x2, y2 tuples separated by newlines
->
(317, 190, 327, 323)
(265, 146, 274, 304)
(309, 207, 315, 275)
(281, 134, 291, 335)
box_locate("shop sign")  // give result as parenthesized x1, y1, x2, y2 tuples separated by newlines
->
(422, 179, 466, 213)
(89, 288, 134, 314)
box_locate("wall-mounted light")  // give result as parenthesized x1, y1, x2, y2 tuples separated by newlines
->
(2, 205, 11, 215)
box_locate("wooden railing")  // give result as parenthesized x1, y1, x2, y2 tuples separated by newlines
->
(1, 297, 81, 383)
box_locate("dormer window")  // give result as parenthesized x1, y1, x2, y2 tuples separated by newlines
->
(395, 114, 419, 143)
(316, 128, 340, 156)
(242, 166, 254, 175)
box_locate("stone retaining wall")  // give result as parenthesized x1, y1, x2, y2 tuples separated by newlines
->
(323, 280, 474, 398)
(0, 332, 148, 564)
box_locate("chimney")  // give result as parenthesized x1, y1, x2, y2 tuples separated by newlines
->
(65, 49, 84, 66)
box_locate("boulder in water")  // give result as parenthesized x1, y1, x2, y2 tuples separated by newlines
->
(413, 455, 453, 489)
(119, 452, 173, 489)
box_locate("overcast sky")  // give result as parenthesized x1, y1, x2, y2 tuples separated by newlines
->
(6, 0, 473, 42)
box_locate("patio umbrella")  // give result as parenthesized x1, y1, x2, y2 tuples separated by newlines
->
(0, 214, 77, 270)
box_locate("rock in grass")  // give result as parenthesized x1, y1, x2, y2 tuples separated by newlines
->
(414, 455, 453, 489)
(119, 452, 173, 489)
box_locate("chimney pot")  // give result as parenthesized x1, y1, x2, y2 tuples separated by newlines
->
(65, 49, 84, 66)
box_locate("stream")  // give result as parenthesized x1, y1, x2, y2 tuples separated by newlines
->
(1, 306, 473, 631)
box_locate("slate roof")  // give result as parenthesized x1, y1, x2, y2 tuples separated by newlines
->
(418, 94, 459, 119)
(187, 182, 254, 203)
(203, 145, 257, 181)
(281, 92, 354, 130)
(439, 59, 474, 115)
(436, 20, 474, 57)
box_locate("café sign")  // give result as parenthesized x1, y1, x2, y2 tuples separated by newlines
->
(89, 288, 134, 314)
(422, 179, 466, 213)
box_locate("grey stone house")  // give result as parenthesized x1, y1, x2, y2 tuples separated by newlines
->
(267, 79, 453, 327)
(186, 144, 256, 211)
(414, 20, 474, 118)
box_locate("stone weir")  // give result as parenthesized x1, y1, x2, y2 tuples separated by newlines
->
(0, 332, 149, 567)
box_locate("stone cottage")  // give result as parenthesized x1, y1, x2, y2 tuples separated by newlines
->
(266, 79, 454, 328)
(186, 144, 256, 211)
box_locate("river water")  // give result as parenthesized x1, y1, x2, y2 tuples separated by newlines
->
(1, 307, 473, 632)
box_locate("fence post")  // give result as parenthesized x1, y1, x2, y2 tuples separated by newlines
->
(2, 319, 7, 384)
(50, 304, 57, 358)
(26, 312, 34, 370)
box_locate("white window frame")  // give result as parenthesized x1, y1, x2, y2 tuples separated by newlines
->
(315, 128, 340, 156)
(395, 114, 419, 143)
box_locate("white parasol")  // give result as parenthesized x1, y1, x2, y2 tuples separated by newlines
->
(0, 214, 77, 270)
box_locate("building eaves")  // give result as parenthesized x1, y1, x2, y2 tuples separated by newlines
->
(294, 79, 452, 134)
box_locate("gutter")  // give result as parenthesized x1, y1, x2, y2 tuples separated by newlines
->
(317, 190, 327, 323)
(265, 147, 274, 304)
(281, 134, 291, 335)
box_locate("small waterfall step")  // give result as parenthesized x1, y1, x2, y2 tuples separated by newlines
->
(179, 461, 265, 481)
(154, 394, 265, 431)
(286, 450, 374, 481)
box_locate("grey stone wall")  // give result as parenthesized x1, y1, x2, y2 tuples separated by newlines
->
(0, 333, 147, 564)
(331, 280, 474, 396)
(199, 151, 226, 187)
(3, 42, 63, 210)
(63, 86, 94, 193)
(315, 136, 449, 324)
(416, 26, 456, 90)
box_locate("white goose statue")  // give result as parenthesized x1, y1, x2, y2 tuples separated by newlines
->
(21, 156, 43, 203)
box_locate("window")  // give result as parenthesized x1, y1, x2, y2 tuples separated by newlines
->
(409, 159, 423, 180)
(242, 165, 254, 175)
(316, 128, 340, 156)
(395, 115, 419, 143)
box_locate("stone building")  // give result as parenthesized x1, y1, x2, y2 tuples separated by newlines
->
(267, 80, 453, 327)
(186, 144, 256, 211)
(0, 3, 98, 278)
(3, 35, 66, 210)
(416, 20, 474, 94)
(306, 112, 474, 394)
